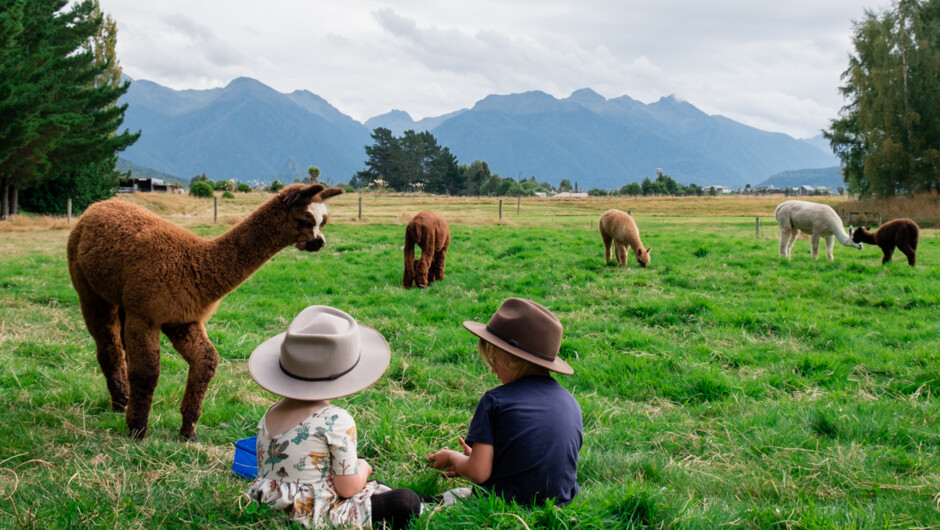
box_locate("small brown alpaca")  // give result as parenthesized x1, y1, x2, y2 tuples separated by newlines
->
(852, 218, 920, 266)
(67, 183, 343, 440)
(599, 209, 652, 267)
(403, 211, 450, 288)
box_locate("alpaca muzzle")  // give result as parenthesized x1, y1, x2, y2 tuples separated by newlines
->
(304, 238, 325, 252)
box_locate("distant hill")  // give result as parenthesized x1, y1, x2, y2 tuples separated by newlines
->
(757, 166, 845, 190)
(116, 157, 182, 184)
(118, 78, 840, 189)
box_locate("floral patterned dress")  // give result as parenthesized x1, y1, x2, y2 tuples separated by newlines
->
(246, 404, 381, 528)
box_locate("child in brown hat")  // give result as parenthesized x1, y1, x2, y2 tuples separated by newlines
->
(426, 297, 583, 506)
(246, 305, 420, 529)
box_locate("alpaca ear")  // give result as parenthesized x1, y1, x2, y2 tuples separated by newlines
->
(285, 184, 326, 207)
(646, 246, 653, 254)
(313, 186, 344, 203)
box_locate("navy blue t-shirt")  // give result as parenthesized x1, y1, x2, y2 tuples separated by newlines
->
(465, 374, 583, 506)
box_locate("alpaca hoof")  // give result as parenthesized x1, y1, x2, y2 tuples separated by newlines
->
(111, 398, 128, 412)
(179, 431, 198, 443)
(128, 426, 148, 440)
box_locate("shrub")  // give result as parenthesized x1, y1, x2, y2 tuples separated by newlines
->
(269, 180, 284, 192)
(189, 181, 214, 198)
(221, 191, 235, 199)
(237, 183, 251, 193)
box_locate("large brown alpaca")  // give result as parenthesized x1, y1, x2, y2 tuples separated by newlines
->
(67, 184, 343, 440)
(402, 211, 450, 288)
(852, 218, 920, 266)
(599, 209, 652, 267)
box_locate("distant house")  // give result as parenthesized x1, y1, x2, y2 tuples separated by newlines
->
(116, 177, 180, 194)
(551, 192, 589, 198)
(709, 185, 733, 194)
(796, 185, 815, 196)
(534, 192, 547, 197)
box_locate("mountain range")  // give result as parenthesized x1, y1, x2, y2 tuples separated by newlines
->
(118, 76, 840, 190)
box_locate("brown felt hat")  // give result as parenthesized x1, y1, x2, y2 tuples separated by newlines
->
(248, 306, 390, 400)
(463, 297, 573, 375)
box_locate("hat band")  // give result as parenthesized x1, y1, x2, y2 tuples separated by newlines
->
(279, 353, 361, 382)
(485, 324, 555, 362)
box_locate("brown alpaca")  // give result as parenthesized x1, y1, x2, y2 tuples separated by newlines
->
(403, 211, 450, 288)
(67, 184, 343, 440)
(852, 218, 920, 266)
(599, 209, 652, 267)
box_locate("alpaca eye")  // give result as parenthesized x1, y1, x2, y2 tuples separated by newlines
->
(297, 219, 314, 228)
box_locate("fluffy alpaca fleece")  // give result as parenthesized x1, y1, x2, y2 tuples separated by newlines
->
(403, 211, 450, 288)
(852, 218, 920, 266)
(774, 200, 862, 261)
(599, 209, 651, 267)
(67, 184, 343, 440)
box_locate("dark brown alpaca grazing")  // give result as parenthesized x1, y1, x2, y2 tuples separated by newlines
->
(403, 211, 450, 288)
(67, 184, 343, 440)
(852, 218, 920, 266)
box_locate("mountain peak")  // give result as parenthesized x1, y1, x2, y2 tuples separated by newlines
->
(472, 90, 558, 114)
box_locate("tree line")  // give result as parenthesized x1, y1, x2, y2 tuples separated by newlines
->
(826, 0, 940, 198)
(0, 0, 138, 219)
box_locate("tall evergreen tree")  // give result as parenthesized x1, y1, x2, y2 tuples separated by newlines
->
(1, 0, 138, 217)
(826, 0, 940, 197)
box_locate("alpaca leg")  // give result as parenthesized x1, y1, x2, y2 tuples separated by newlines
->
(786, 231, 799, 258)
(402, 244, 415, 288)
(415, 247, 433, 288)
(163, 322, 219, 441)
(901, 247, 916, 266)
(778, 229, 789, 258)
(122, 315, 162, 439)
(429, 246, 447, 282)
(74, 278, 129, 411)
(825, 235, 835, 261)
(810, 235, 821, 260)
(614, 241, 628, 266)
(881, 245, 895, 265)
(601, 231, 613, 263)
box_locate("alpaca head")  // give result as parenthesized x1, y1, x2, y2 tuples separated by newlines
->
(851, 226, 869, 246)
(635, 246, 652, 267)
(281, 184, 344, 251)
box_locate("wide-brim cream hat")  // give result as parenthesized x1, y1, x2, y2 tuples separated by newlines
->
(463, 297, 573, 375)
(248, 306, 390, 400)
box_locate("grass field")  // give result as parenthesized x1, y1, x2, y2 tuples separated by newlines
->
(1, 193, 938, 529)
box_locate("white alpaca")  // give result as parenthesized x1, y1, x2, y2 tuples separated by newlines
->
(774, 200, 862, 261)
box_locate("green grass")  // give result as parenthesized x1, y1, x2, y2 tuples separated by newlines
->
(1, 213, 938, 529)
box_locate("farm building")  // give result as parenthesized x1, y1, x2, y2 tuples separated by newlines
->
(116, 177, 181, 194)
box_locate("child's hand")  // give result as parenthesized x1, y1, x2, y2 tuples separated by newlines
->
(426, 448, 459, 478)
(458, 437, 472, 456)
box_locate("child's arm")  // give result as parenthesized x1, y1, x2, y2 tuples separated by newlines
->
(333, 458, 372, 498)
(427, 437, 493, 484)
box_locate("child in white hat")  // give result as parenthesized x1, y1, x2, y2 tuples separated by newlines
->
(247, 305, 420, 528)
(426, 297, 583, 507)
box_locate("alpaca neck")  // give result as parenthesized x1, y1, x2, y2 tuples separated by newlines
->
(197, 197, 293, 301)
(853, 229, 876, 245)
(833, 225, 855, 246)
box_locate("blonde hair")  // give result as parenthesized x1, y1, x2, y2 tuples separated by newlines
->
(477, 338, 549, 378)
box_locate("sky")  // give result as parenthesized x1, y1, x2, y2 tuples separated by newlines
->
(97, 0, 888, 140)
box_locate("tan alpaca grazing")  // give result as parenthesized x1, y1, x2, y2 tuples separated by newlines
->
(403, 211, 450, 288)
(599, 209, 651, 267)
(67, 184, 343, 440)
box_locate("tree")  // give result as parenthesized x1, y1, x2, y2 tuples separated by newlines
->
(825, 0, 940, 197)
(2, 0, 138, 217)
(558, 179, 572, 192)
(189, 180, 213, 198)
(641, 177, 653, 196)
(620, 182, 642, 196)
(306, 165, 320, 184)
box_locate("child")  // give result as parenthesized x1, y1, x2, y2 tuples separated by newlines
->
(426, 297, 583, 507)
(246, 305, 420, 529)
